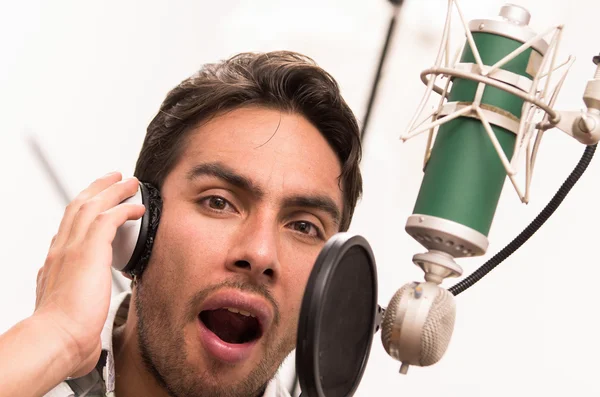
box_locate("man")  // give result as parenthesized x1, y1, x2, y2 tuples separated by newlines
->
(0, 51, 363, 397)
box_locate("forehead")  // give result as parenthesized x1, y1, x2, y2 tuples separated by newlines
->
(172, 106, 343, 204)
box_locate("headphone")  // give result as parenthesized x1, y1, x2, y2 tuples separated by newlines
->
(111, 182, 163, 278)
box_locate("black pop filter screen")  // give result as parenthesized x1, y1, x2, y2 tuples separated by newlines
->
(296, 234, 377, 397)
(318, 246, 375, 397)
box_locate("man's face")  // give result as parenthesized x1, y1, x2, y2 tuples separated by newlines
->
(133, 106, 344, 397)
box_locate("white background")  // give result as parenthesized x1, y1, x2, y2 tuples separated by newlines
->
(1, 1, 599, 396)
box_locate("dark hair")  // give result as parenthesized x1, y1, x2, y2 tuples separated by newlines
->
(134, 51, 362, 231)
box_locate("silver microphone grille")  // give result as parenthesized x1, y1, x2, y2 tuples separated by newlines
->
(381, 282, 456, 368)
(421, 287, 456, 366)
(381, 283, 412, 355)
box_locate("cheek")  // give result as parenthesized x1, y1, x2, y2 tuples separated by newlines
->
(277, 245, 319, 318)
(149, 205, 236, 285)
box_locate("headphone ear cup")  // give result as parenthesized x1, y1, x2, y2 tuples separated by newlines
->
(111, 181, 162, 277)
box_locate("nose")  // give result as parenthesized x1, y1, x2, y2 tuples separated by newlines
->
(225, 213, 280, 283)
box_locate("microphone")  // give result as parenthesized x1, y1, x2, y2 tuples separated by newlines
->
(381, 0, 600, 374)
(381, 282, 455, 374)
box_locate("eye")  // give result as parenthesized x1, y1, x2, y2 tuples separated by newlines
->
(200, 195, 237, 214)
(208, 196, 227, 210)
(288, 220, 323, 239)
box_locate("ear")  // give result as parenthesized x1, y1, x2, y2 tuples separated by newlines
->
(111, 181, 163, 277)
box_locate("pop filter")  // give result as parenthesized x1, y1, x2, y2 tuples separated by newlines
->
(296, 233, 378, 397)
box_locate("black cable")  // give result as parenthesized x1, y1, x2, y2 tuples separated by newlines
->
(449, 144, 597, 296)
(361, 2, 404, 143)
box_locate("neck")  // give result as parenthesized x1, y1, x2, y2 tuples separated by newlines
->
(112, 310, 170, 397)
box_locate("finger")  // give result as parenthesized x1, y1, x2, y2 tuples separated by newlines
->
(36, 267, 43, 285)
(35, 267, 47, 309)
(49, 234, 57, 250)
(35, 267, 43, 298)
(67, 177, 140, 245)
(82, 203, 146, 258)
(52, 172, 123, 250)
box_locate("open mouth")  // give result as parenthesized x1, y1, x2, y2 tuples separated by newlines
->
(199, 307, 263, 344)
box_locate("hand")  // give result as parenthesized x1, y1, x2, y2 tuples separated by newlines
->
(34, 172, 145, 378)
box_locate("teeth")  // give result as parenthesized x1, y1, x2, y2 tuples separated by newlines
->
(224, 307, 255, 317)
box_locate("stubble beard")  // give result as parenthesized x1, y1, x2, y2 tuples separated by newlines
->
(134, 278, 296, 397)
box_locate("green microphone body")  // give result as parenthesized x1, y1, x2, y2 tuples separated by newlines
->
(406, 6, 548, 264)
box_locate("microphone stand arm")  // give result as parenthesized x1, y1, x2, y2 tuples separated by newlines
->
(361, 0, 405, 143)
(541, 54, 600, 145)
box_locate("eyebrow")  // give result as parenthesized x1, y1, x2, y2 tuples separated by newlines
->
(187, 162, 265, 199)
(187, 161, 342, 227)
(282, 196, 341, 228)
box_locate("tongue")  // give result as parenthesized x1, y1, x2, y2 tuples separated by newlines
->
(201, 309, 258, 344)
